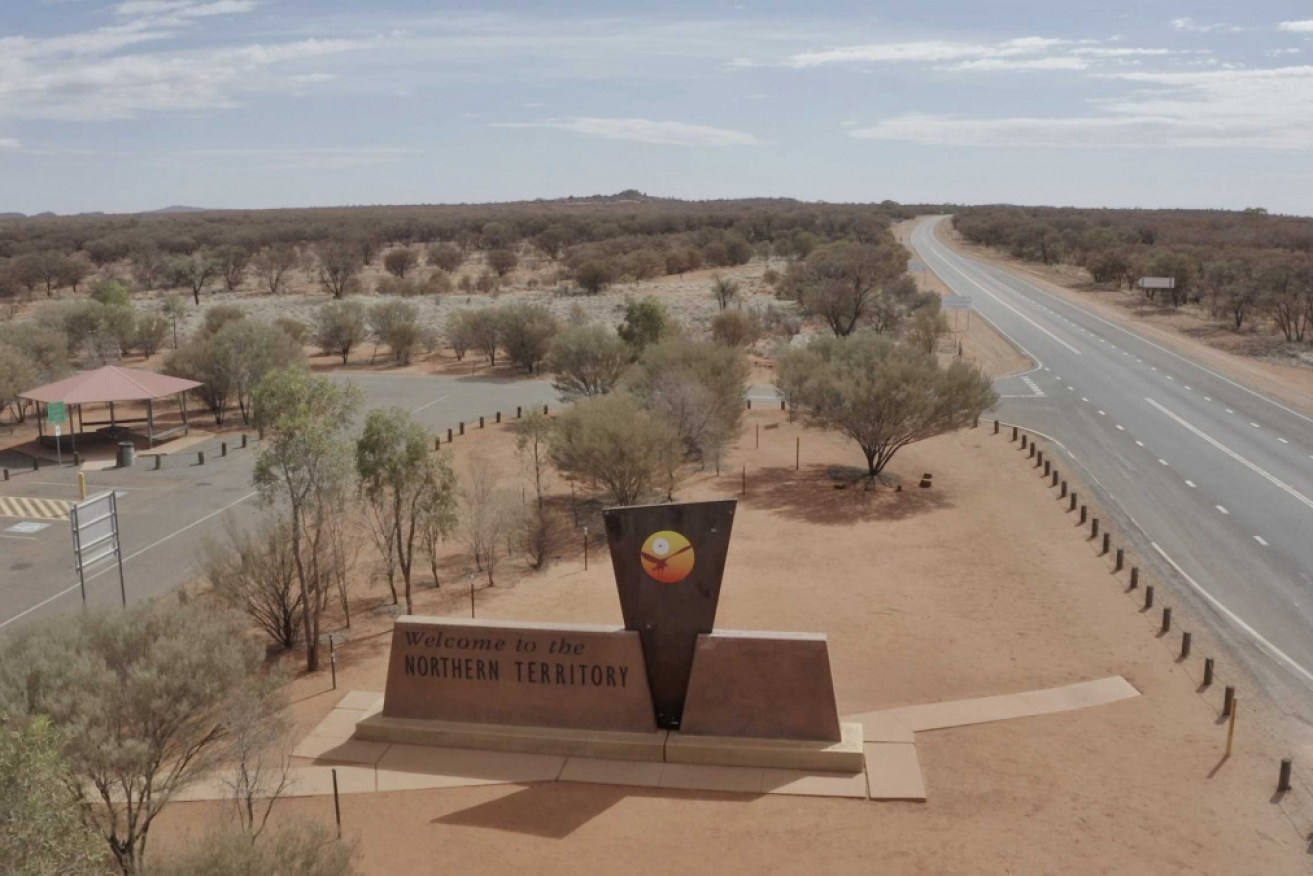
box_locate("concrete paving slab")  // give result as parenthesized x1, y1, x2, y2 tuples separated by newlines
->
(1016, 676, 1139, 714)
(283, 765, 377, 797)
(876, 676, 1137, 732)
(864, 743, 926, 801)
(558, 757, 666, 789)
(659, 763, 764, 795)
(308, 708, 367, 740)
(844, 710, 916, 743)
(291, 734, 391, 765)
(336, 690, 385, 711)
(760, 769, 868, 799)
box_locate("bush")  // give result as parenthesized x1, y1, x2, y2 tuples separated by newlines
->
(498, 302, 560, 373)
(545, 324, 631, 400)
(383, 247, 419, 278)
(314, 299, 368, 364)
(427, 242, 464, 272)
(617, 296, 673, 354)
(710, 309, 760, 348)
(626, 339, 748, 461)
(144, 820, 357, 876)
(0, 343, 39, 423)
(204, 515, 303, 650)
(486, 248, 518, 277)
(198, 303, 246, 339)
(91, 278, 131, 308)
(550, 394, 683, 506)
(369, 299, 422, 364)
(273, 316, 308, 345)
(574, 259, 616, 294)
(133, 313, 170, 357)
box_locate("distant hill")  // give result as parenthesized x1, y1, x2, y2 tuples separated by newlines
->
(146, 205, 209, 214)
(0, 212, 24, 220)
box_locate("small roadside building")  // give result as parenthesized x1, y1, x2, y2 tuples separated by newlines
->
(20, 365, 202, 452)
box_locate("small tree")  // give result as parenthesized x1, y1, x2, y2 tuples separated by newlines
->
(0, 715, 107, 875)
(460, 455, 518, 585)
(499, 302, 560, 373)
(0, 343, 38, 424)
(711, 275, 740, 310)
(787, 241, 909, 336)
(618, 296, 672, 354)
(466, 307, 502, 365)
(626, 339, 748, 462)
(444, 309, 476, 362)
(427, 242, 464, 273)
(545, 324, 631, 401)
(133, 313, 170, 358)
(383, 247, 419, 278)
(486, 248, 518, 277)
(203, 514, 303, 651)
(515, 410, 554, 509)
(574, 259, 615, 294)
(166, 253, 221, 306)
(316, 241, 363, 299)
(0, 601, 282, 874)
(314, 299, 368, 364)
(776, 333, 997, 479)
(161, 294, 187, 349)
(251, 244, 299, 295)
(906, 306, 950, 354)
(356, 407, 459, 613)
(550, 394, 682, 506)
(252, 368, 362, 672)
(368, 299, 421, 364)
(214, 245, 251, 293)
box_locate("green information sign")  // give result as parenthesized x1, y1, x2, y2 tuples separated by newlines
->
(48, 402, 67, 425)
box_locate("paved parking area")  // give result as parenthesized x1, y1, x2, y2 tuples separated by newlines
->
(0, 373, 557, 634)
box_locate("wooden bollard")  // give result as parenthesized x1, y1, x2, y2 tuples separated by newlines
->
(1226, 698, 1238, 757)
(154, 455, 161, 471)
(221, 441, 227, 457)
(1161, 607, 1172, 634)
(1012, 425, 1019, 441)
(1051, 470, 1059, 487)
(741, 465, 746, 496)
(479, 416, 484, 429)
(994, 419, 1000, 434)
(459, 422, 465, 436)
(496, 411, 501, 424)
(543, 404, 548, 415)
(1222, 685, 1235, 718)
(517, 406, 522, 418)
(1029, 444, 1036, 459)
(1091, 517, 1099, 538)
(1036, 450, 1044, 467)
(780, 399, 786, 412)
(434, 436, 441, 450)
(1080, 504, 1088, 524)
(1278, 758, 1293, 793)
(1130, 566, 1139, 589)
(1021, 434, 1028, 450)
(1203, 657, 1214, 687)
(241, 434, 248, 449)
(198, 451, 205, 466)
(1069, 491, 1077, 511)
(1115, 548, 1124, 571)
(746, 398, 752, 410)
(1144, 585, 1154, 610)
(1180, 631, 1191, 660)
(73, 451, 81, 467)
(755, 423, 759, 449)
(447, 428, 453, 442)
(1101, 532, 1110, 554)
(1044, 460, 1051, 476)
(32, 457, 39, 471)
(2, 468, 7, 481)
(973, 416, 979, 429)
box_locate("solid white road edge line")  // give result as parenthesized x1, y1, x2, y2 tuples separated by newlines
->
(1151, 542, 1313, 687)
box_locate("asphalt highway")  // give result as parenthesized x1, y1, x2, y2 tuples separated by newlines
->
(912, 216, 1313, 715)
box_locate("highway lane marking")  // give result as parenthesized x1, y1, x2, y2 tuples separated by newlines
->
(1158, 459, 1169, 466)
(917, 241, 1084, 356)
(1255, 536, 1269, 546)
(1151, 543, 1313, 687)
(1204, 396, 1212, 401)
(1081, 397, 1090, 402)
(409, 394, 449, 414)
(1185, 480, 1197, 488)
(1279, 437, 1289, 444)
(1116, 425, 1125, 431)
(925, 218, 1313, 430)
(1250, 422, 1260, 428)
(1146, 397, 1313, 514)
(1135, 440, 1145, 447)
(1216, 505, 1229, 515)
(1226, 408, 1234, 413)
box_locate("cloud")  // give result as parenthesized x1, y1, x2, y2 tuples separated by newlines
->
(1170, 18, 1244, 33)
(1278, 21, 1313, 33)
(492, 117, 759, 146)
(779, 35, 1184, 73)
(849, 66, 1313, 151)
(114, 1, 257, 19)
(0, 138, 20, 150)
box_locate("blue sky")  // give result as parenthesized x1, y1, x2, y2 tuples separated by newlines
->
(2, 1, 1311, 215)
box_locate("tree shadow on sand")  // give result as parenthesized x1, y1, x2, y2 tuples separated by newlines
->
(746, 464, 953, 525)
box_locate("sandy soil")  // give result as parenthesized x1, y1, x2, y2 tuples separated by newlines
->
(933, 222, 1313, 416)
(150, 408, 1311, 874)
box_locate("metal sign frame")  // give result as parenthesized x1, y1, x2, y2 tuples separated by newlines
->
(70, 490, 126, 607)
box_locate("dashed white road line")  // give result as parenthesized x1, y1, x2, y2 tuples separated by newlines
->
(1255, 535, 1269, 546)
(1185, 480, 1197, 488)
(1116, 425, 1125, 431)
(1158, 459, 1169, 466)
(1216, 505, 1229, 515)
(1146, 397, 1313, 514)
(1135, 440, 1145, 447)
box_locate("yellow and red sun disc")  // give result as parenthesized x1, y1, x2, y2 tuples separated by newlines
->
(640, 530, 695, 584)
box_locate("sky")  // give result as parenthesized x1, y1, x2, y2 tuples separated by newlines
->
(1, 1, 1312, 215)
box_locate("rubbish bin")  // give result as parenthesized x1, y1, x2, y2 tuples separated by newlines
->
(117, 441, 136, 469)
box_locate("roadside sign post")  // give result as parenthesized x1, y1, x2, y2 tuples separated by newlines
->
(942, 294, 973, 333)
(69, 490, 126, 608)
(49, 402, 68, 466)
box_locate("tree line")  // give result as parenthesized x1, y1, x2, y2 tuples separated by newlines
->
(953, 206, 1313, 343)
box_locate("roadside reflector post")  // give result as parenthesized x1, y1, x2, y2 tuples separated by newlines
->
(330, 637, 337, 690)
(78, 472, 87, 500)
(332, 768, 342, 839)
(795, 437, 800, 471)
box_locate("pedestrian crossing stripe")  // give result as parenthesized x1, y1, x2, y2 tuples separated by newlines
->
(0, 495, 74, 521)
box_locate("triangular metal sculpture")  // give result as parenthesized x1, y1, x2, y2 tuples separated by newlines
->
(603, 499, 736, 729)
